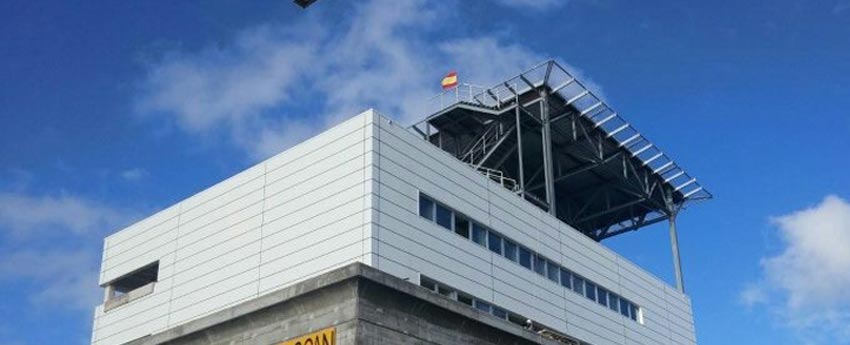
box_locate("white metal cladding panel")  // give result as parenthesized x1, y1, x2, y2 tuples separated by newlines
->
(376, 124, 490, 220)
(259, 210, 366, 286)
(103, 205, 179, 255)
(371, 114, 695, 345)
(492, 264, 564, 325)
(93, 110, 379, 345)
(375, 213, 493, 297)
(92, 287, 171, 345)
(100, 211, 179, 285)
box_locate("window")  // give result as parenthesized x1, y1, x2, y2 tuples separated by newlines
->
(597, 287, 609, 307)
(472, 223, 487, 246)
(503, 240, 518, 262)
(435, 204, 452, 229)
(419, 196, 435, 220)
(629, 303, 639, 321)
(474, 300, 492, 313)
(572, 275, 585, 295)
(519, 247, 532, 269)
(104, 261, 159, 311)
(533, 254, 546, 276)
(608, 294, 620, 312)
(421, 278, 437, 292)
(458, 293, 474, 306)
(559, 268, 572, 289)
(109, 261, 159, 295)
(585, 281, 597, 301)
(492, 306, 508, 320)
(487, 232, 503, 255)
(415, 194, 644, 323)
(508, 313, 527, 327)
(438, 285, 454, 298)
(455, 215, 470, 239)
(546, 260, 559, 283)
(620, 298, 631, 318)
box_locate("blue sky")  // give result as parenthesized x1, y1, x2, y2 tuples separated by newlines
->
(1, 0, 850, 344)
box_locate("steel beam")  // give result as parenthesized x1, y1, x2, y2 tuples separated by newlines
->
(669, 213, 685, 293)
(540, 89, 557, 216)
(515, 97, 525, 193)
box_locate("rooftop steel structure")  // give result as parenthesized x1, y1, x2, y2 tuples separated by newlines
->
(410, 60, 711, 292)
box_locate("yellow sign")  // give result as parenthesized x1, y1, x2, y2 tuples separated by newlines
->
(278, 327, 335, 345)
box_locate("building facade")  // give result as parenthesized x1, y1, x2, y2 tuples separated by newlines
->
(92, 110, 696, 345)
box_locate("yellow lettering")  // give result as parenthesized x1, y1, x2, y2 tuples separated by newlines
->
(278, 328, 335, 345)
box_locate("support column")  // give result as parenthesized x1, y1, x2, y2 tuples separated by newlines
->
(515, 95, 525, 194)
(669, 213, 685, 293)
(540, 90, 557, 216)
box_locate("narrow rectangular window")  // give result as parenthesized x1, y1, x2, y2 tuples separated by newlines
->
(533, 255, 546, 276)
(546, 260, 559, 283)
(629, 303, 639, 321)
(421, 277, 437, 292)
(492, 307, 508, 320)
(585, 281, 597, 301)
(597, 287, 609, 307)
(487, 231, 503, 255)
(454, 215, 470, 239)
(559, 268, 572, 289)
(457, 294, 473, 306)
(435, 204, 452, 229)
(419, 196, 435, 220)
(519, 247, 532, 269)
(608, 295, 620, 312)
(572, 275, 584, 295)
(620, 298, 631, 318)
(503, 240, 518, 262)
(474, 300, 491, 313)
(472, 223, 487, 246)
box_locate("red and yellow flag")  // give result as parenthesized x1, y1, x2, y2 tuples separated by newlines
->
(441, 71, 458, 90)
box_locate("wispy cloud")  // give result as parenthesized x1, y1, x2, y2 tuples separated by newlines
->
(119, 168, 148, 182)
(742, 195, 850, 344)
(495, 0, 568, 11)
(0, 249, 101, 311)
(135, 0, 598, 160)
(835, 1, 850, 15)
(0, 191, 139, 313)
(0, 192, 136, 239)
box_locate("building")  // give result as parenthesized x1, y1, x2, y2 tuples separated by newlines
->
(92, 61, 708, 345)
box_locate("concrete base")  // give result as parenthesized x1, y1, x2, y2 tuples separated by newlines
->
(125, 264, 566, 345)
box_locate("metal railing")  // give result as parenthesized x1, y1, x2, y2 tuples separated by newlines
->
(474, 165, 520, 193)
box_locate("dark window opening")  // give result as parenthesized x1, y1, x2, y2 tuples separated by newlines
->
(455, 216, 470, 239)
(546, 260, 559, 283)
(585, 281, 597, 301)
(419, 196, 435, 220)
(472, 223, 487, 246)
(559, 268, 572, 289)
(533, 254, 546, 276)
(487, 232, 503, 255)
(503, 240, 518, 262)
(519, 247, 532, 269)
(111, 261, 159, 294)
(435, 204, 452, 229)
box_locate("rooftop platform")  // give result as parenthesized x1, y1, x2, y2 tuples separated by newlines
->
(410, 60, 710, 241)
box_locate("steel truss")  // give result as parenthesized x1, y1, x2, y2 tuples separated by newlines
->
(409, 60, 710, 292)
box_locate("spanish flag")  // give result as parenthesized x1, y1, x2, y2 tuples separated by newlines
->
(441, 71, 458, 90)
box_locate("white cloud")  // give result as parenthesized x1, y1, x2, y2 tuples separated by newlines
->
(0, 250, 101, 311)
(0, 191, 139, 313)
(120, 168, 148, 181)
(135, 0, 602, 160)
(743, 195, 850, 343)
(0, 192, 135, 239)
(495, 0, 568, 10)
